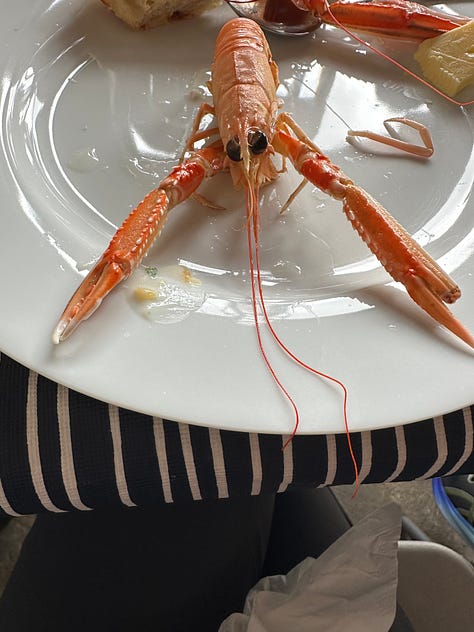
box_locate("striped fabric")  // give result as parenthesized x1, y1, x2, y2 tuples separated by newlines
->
(0, 352, 473, 516)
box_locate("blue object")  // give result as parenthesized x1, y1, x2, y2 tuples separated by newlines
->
(432, 477, 474, 548)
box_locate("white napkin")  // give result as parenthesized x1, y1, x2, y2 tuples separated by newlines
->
(219, 502, 402, 632)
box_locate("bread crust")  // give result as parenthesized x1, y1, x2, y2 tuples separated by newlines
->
(100, 0, 223, 29)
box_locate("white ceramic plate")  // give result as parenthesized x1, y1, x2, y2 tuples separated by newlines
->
(1, 0, 474, 434)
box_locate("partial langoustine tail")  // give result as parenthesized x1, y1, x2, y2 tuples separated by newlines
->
(303, 0, 471, 39)
(299, 0, 474, 106)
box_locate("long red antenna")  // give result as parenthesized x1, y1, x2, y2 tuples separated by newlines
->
(250, 190, 360, 491)
(246, 187, 301, 444)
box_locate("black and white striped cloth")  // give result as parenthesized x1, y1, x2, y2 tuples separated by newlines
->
(0, 352, 472, 516)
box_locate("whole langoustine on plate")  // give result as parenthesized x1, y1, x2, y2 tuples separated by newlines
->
(53, 16, 474, 352)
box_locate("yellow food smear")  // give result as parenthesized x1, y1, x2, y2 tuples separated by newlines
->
(134, 287, 158, 302)
(182, 266, 201, 287)
(415, 21, 474, 97)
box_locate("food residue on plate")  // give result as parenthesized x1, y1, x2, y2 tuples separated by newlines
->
(134, 286, 159, 302)
(131, 264, 205, 324)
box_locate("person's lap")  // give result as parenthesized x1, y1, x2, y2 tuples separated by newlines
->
(0, 488, 414, 631)
(0, 495, 275, 631)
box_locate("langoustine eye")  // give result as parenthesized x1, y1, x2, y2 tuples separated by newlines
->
(247, 129, 268, 155)
(226, 136, 242, 161)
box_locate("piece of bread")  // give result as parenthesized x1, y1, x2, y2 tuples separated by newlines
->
(101, 0, 223, 29)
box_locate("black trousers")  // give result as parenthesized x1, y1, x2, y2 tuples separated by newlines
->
(0, 488, 411, 631)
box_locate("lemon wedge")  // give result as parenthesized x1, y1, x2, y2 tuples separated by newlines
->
(415, 21, 474, 97)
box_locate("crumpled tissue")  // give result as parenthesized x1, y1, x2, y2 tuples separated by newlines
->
(219, 502, 402, 632)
